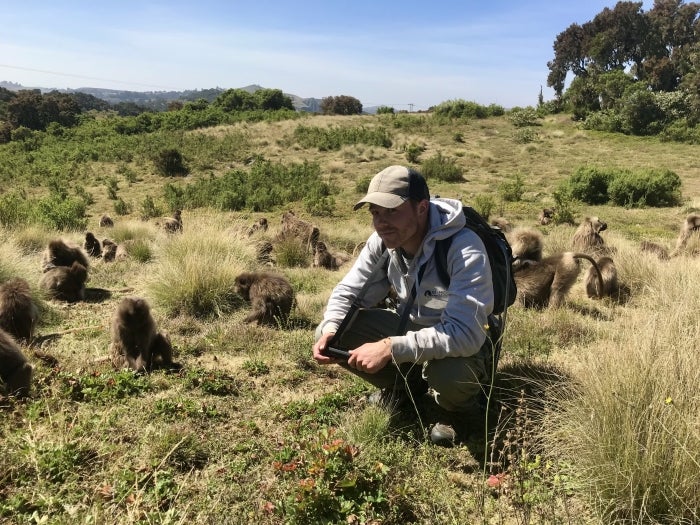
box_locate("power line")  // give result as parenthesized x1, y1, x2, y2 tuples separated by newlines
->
(0, 63, 175, 91)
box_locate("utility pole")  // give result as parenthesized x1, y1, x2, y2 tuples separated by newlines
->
(408, 103, 414, 112)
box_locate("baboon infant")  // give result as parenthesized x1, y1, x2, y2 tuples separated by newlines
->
(0, 277, 38, 341)
(234, 272, 295, 326)
(41, 239, 89, 272)
(109, 297, 174, 372)
(0, 328, 32, 397)
(84, 232, 102, 258)
(39, 261, 88, 302)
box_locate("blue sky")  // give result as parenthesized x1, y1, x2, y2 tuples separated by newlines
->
(0, 1, 653, 110)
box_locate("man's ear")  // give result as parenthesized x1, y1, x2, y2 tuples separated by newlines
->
(418, 199, 430, 215)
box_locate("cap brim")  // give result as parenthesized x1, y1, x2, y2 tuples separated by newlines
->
(353, 192, 407, 211)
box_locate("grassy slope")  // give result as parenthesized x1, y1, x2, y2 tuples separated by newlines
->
(1, 113, 699, 524)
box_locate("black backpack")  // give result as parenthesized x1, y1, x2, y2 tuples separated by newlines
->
(432, 206, 517, 316)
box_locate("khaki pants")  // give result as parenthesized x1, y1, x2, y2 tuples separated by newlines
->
(315, 308, 488, 412)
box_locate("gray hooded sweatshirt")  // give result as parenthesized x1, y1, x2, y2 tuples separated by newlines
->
(318, 198, 494, 364)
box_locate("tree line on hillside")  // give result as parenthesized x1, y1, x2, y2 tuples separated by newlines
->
(548, 0, 700, 138)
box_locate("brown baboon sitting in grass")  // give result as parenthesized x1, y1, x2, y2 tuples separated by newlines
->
(0, 328, 32, 397)
(164, 210, 183, 233)
(313, 241, 351, 270)
(571, 216, 610, 255)
(256, 241, 274, 266)
(514, 252, 603, 309)
(84, 232, 102, 258)
(234, 271, 295, 326)
(39, 261, 88, 302)
(41, 239, 90, 272)
(671, 213, 700, 256)
(0, 277, 38, 342)
(247, 217, 269, 236)
(584, 256, 628, 301)
(640, 240, 670, 261)
(102, 239, 118, 262)
(99, 214, 114, 227)
(538, 208, 555, 225)
(278, 210, 320, 252)
(109, 297, 175, 372)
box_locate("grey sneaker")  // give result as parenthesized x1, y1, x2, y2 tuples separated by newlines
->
(429, 422, 457, 447)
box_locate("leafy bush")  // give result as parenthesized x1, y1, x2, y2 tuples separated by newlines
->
(432, 99, 495, 119)
(559, 166, 616, 205)
(35, 193, 87, 230)
(113, 197, 131, 216)
(498, 173, 524, 202)
(513, 128, 538, 144)
(404, 142, 425, 163)
(355, 176, 371, 194)
(154, 148, 188, 177)
(375, 106, 394, 114)
(275, 238, 310, 268)
(139, 195, 162, 220)
(607, 168, 682, 207)
(619, 89, 664, 135)
(471, 194, 495, 220)
(420, 152, 462, 182)
(508, 107, 540, 127)
(0, 192, 33, 227)
(293, 125, 392, 151)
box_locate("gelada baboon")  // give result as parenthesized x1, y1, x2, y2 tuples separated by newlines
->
(84, 232, 102, 258)
(313, 241, 350, 270)
(102, 239, 117, 262)
(507, 227, 544, 270)
(278, 210, 320, 251)
(490, 217, 513, 233)
(234, 271, 295, 326)
(514, 252, 603, 309)
(538, 208, 555, 225)
(640, 240, 670, 261)
(256, 241, 274, 266)
(584, 256, 627, 300)
(247, 217, 269, 236)
(164, 210, 183, 233)
(572, 216, 609, 254)
(671, 213, 700, 256)
(99, 214, 114, 227)
(41, 239, 89, 272)
(0, 277, 38, 341)
(109, 297, 174, 372)
(39, 261, 88, 302)
(0, 328, 32, 397)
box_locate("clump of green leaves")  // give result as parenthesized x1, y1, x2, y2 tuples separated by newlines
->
(293, 125, 392, 151)
(154, 148, 188, 177)
(421, 152, 463, 182)
(499, 173, 525, 202)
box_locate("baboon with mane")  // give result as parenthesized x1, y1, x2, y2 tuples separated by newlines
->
(571, 216, 609, 254)
(514, 252, 604, 309)
(490, 217, 513, 233)
(0, 328, 32, 397)
(234, 271, 295, 326)
(41, 239, 89, 272)
(278, 210, 320, 251)
(0, 277, 38, 341)
(109, 297, 174, 372)
(507, 227, 544, 270)
(671, 213, 700, 256)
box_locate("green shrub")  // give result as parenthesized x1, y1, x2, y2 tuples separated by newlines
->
(0, 192, 33, 228)
(404, 142, 425, 163)
(35, 193, 87, 230)
(507, 107, 540, 127)
(498, 173, 524, 202)
(471, 194, 495, 220)
(420, 152, 462, 183)
(513, 127, 538, 144)
(375, 106, 394, 114)
(432, 99, 490, 119)
(608, 168, 682, 207)
(559, 166, 616, 205)
(139, 195, 161, 220)
(275, 238, 310, 268)
(293, 125, 392, 151)
(154, 148, 189, 177)
(355, 176, 371, 194)
(113, 198, 131, 216)
(552, 189, 577, 225)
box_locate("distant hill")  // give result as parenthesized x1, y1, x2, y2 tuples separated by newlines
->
(0, 81, 328, 113)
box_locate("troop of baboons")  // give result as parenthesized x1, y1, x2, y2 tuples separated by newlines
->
(3, 206, 698, 400)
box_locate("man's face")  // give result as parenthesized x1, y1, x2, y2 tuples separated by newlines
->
(368, 200, 427, 250)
